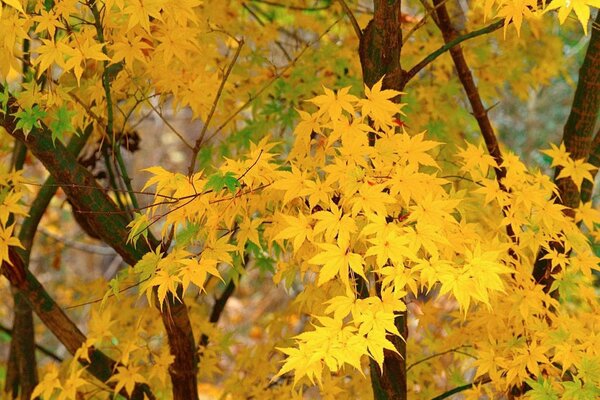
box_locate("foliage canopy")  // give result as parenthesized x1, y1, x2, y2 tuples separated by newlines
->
(0, 0, 600, 399)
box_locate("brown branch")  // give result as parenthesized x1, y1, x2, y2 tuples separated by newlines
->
(581, 128, 600, 204)
(431, 0, 517, 245)
(1, 93, 197, 400)
(249, 0, 332, 11)
(1, 248, 154, 400)
(337, 0, 363, 40)
(533, 11, 600, 293)
(0, 323, 63, 362)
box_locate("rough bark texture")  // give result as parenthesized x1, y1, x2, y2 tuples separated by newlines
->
(359, 0, 404, 91)
(1, 96, 199, 400)
(581, 129, 600, 203)
(555, 12, 600, 212)
(533, 12, 600, 292)
(359, 2, 407, 399)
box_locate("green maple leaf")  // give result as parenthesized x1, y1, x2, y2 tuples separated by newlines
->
(525, 378, 559, 400)
(562, 379, 600, 400)
(13, 105, 47, 136)
(49, 105, 75, 144)
(0, 85, 9, 115)
(204, 171, 241, 193)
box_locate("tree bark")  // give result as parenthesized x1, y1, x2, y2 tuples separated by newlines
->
(359, 2, 407, 399)
(533, 11, 600, 292)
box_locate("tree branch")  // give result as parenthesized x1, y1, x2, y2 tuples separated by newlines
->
(581, 128, 600, 204)
(431, 375, 492, 400)
(431, 0, 516, 244)
(337, 0, 362, 40)
(188, 37, 244, 175)
(533, 11, 600, 292)
(0, 323, 63, 362)
(1, 248, 154, 400)
(1, 92, 197, 400)
(404, 19, 504, 86)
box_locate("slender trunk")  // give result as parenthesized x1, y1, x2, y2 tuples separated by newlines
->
(359, 1, 407, 399)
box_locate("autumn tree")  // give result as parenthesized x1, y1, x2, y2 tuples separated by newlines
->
(0, 0, 599, 399)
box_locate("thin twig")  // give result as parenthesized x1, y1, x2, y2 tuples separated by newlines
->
(402, 0, 451, 44)
(404, 19, 504, 85)
(337, 0, 362, 40)
(430, 375, 492, 400)
(188, 38, 245, 175)
(38, 226, 115, 255)
(203, 17, 342, 146)
(64, 277, 150, 309)
(243, 3, 293, 61)
(406, 345, 474, 371)
(0, 323, 63, 362)
(249, 0, 331, 11)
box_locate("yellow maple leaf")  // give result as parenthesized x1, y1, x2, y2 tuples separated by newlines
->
(575, 201, 600, 230)
(108, 365, 147, 397)
(309, 243, 365, 287)
(1, 0, 24, 13)
(546, 0, 600, 34)
(0, 224, 23, 265)
(360, 77, 404, 129)
(274, 212, 313, 254)
(312, 203, 357, 248)
(540, 142, 571, 168)
(308, 86, 357, 121)
(31, 364, 62, 399)
(556, 157, 596, 190)
(178, 257, 221, 292)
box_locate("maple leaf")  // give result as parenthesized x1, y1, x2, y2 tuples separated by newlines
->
(178, 257, 221, 292)
(496, 0, 538, 37)
(31, 364, 61, 399)
(556, 158, 596, 190)
(127, 212, 151, 246)
(1, 0, 23, 13)
(525, 377, 560, 400)
(458, 141, 498, 175)
(575, 201, 600, 230)
(202, 234, 236, 265)
(108, 365, 147, 397)
(274, 212, 313, 254)
(360, 78, 405, 129)
(309, 243, 365, 287)
(58, 368, 88, 400)
(545, 0, 600, 34)
(34, 38, 71, 78)
(365, 229, 415, 267)
(0, 224, 23, 265)
(110, 31, 153, 66)
(13, 105, 47, 136)
(49, 105, 75, 143)
(308, 86, 357, 121)
(144, 268, 181, 308)
(312, 203, 357, 248)
(123, 0, 165, 32)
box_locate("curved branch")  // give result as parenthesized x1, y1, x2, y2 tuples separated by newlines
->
(431, 376, 492, 400)
(337, 0, 362, 40)
(404, 19, 504, 85)
(430, 2, 516, 244)
(0, 323, 63, 362)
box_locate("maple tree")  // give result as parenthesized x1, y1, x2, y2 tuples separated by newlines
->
(1, 0, 600, 399)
